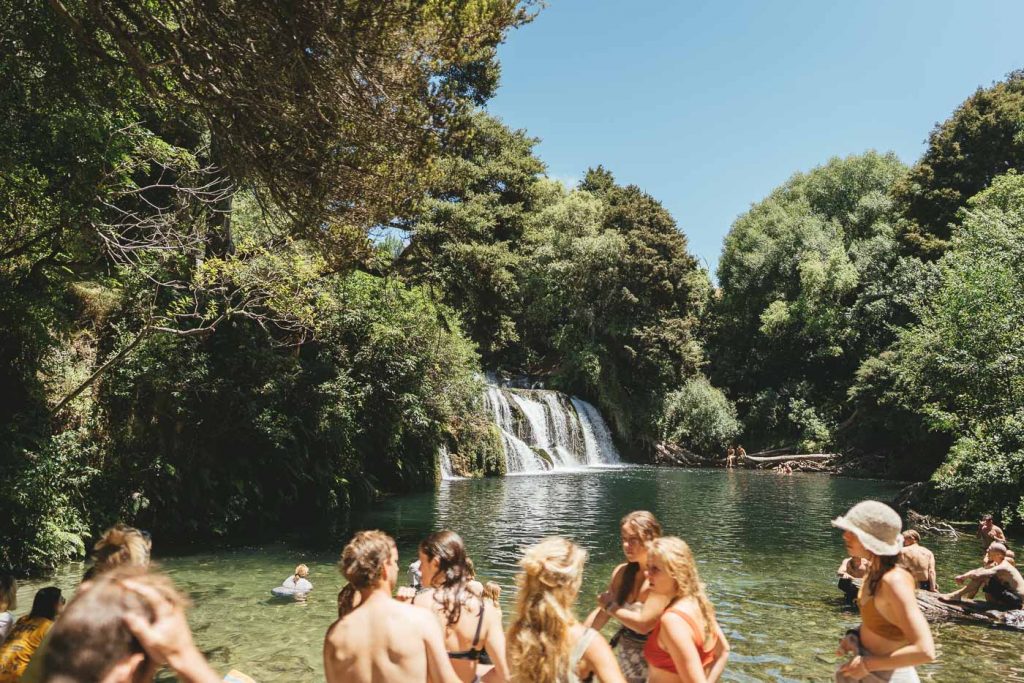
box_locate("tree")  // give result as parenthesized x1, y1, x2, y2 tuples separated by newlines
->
(712, 152, 907, 450)
(895, 70, 1024, 259)
(892, 172, 1024, 519)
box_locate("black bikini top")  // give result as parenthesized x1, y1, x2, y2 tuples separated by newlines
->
(448, 601, 486, 661)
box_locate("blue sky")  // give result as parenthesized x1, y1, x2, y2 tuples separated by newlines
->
(485, 0, 1024, 275)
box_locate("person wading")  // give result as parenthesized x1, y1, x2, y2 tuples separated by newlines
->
(411, 530, 510, 682)
(506, 537, 626, 683)
(585, 510, 669, 683)
(325, 530, 461, 683)
(832, 501, 935, 682)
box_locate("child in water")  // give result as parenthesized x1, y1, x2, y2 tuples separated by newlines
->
(282, 564, 313, 592)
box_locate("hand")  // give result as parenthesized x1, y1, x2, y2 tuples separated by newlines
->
(597, 590, 614, 610)
(121, 580, 202, 670)
(838, 655, 870, 680)
(835, 633, 857, 656)
(396, 586, 417, 602)
(954, 574, 966, 585)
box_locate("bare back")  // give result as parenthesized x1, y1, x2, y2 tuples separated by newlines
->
(413, 588, 506, 682)
(325, 594, 453, 683)
(898, 545, 933, 583)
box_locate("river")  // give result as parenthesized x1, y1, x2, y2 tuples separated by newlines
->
(14, 467, 1022, 681)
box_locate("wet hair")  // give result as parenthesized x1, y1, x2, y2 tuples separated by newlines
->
(616, 510, 663, 604)
(507, 537, 587, 683)
(647, 537, 715, 641)
(337, 530, 395, 618)
(30, 586, 64, 621)
(43, 566, 187, 683)
(419, 530, 473, 626)
(90, 523, 151, 576)
(0, 575, 16, 612)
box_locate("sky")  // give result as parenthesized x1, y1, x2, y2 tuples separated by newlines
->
(485, 0, 1024, 275)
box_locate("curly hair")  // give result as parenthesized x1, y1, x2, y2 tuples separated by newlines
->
(647, 536, 715, 642)
(90, 523, 151, 577)
(506, 537, 587, 683)
(337, 530, 395, 617)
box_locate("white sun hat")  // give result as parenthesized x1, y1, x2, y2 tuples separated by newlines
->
(831, 500, 904, 556)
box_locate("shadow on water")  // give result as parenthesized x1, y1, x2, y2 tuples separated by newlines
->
(14, 467, 1024, 682)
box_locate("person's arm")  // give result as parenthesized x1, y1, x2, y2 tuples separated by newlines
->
(480, 601, 510, 683)
(121, 580, 222, 683)
(420, 611, 462, 683)
(995, 527, 1008, 542)
(927, 552, 937, 592)
(705, 621, 730, 683)
(837, 558, 851, 578)
(659, 613, 710, 683)
(604, 590, 671, 635)
(839, 572, 935, 678)
(581, 632, 627, 683)
(584, 564, 626, 629)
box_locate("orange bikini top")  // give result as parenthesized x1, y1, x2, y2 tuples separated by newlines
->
(644, 608, 717, 672)
(858, 584, 905, 641)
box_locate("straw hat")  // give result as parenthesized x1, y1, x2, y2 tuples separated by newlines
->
(832, 500, 903, 556)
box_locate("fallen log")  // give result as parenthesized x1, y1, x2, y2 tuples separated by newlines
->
(744, 453, 836, 463)
(845, 579, 1024, 630)
(744, 445, 797, 458)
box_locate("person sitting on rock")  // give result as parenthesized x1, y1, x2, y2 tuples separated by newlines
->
(836, 555, 869, 604)
(736, 445, 747, 459)
(897, 530, 937, 592)
(941, 542, 1024, 610)
(725, 447, 736, 469)
(977, 514, 1007, 550)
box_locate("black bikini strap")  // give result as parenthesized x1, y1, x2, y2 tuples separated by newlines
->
(471, 600, 485, 648)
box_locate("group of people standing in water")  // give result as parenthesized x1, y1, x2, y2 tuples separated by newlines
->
(326, 512, 729, 683)
(4, 499, 1020, 682)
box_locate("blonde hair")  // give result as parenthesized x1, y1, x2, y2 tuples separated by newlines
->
(647, 537, 715, 641)
(91, 524, 150, 575)
(506, 537, 587, 683)
(337, 530, 395, 617)
(0, 576, 16, 612)
(293, 564, 310, 581)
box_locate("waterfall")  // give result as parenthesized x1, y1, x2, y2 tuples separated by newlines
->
(484, 383, 622, 474)
(438, 445, 462, 481)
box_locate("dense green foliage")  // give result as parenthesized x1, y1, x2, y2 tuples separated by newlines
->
(401, 125, 713, 453)
(0, 0, 530, 571)
(4, 2, 1024, 571)
(712, 152, 910, 451)
(895, 70, 1024, 258)
(894, 173, 1024, 520)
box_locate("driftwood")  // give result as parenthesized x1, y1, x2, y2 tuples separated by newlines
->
(744, 445, 798, 458)
(846, 579, 1024, 630)
(743, 453, 836, 463)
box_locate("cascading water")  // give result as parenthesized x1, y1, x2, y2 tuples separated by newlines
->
(484, 384, 621, 474)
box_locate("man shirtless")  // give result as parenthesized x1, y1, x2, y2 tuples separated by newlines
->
(941, 542, 1024, 610)
(324, 530, 461, 683)
(898, 530, 937, 591)
(836, 555, 869, 604)
(978, 514, 1007, 550)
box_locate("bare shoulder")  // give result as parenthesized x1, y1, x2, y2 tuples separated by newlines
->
(881, 566, 916, 592)
(608, 562, 630, 587)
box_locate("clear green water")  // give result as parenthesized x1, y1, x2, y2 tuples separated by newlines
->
(15, 467, 1024, 681)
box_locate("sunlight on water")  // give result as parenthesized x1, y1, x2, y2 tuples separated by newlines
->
(15, 468, 1023, 681)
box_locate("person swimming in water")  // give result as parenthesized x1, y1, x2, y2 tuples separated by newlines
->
(282, 564, 313, 592)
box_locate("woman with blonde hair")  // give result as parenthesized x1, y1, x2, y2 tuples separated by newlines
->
(85, 523, 152, 579)
(832, 501, 935, 682)
(585, 510, 668, 683)
(643, 537, 729, 683)
(506, 537, 626, 683)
